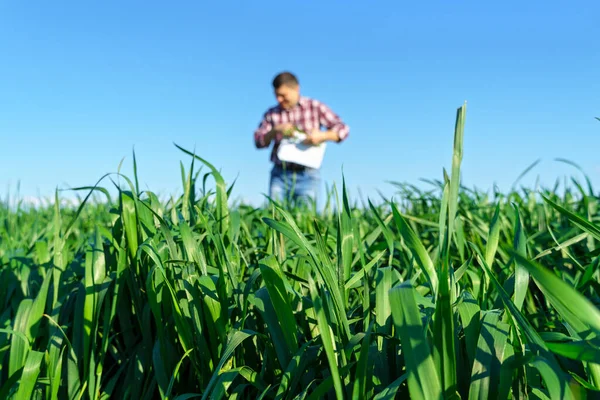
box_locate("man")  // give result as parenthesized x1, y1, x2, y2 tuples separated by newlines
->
(254, 72, 350, 207)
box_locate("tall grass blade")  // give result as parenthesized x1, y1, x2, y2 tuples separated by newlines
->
(308, 275, 344, 400)
(391, 203, 438, 296)
(543, 195, 600, 241)
(447, 101, 466, 254)
(512, 206, 529, 312)
(14, 350, 44, 400)
(457, 291, 481, 374)
(389, 281, 442, 400)
(468, 311, 509, 400)
(472, 244, 577, 399)
(259, 255, 299, 355)
(175, 143, 230, 234)
(201, 330, 256, 400)
(512, 252, 600, 336)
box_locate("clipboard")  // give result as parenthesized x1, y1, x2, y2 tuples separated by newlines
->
(277, 131, 327, 169)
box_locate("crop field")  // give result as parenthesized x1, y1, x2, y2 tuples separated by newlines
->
(2, 104, 600, 399)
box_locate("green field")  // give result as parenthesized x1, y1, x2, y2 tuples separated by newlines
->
(2, 104, 600, 399)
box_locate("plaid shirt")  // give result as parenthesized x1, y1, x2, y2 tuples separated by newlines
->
(254, 96, 350, 165)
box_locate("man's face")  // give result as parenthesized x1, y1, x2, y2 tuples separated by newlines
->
(275, 84, 300, 109)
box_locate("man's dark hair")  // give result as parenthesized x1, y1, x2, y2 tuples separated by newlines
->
(272, 72, 299, 89)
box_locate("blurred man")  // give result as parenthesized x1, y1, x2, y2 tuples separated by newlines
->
(254, 71, 349, 207)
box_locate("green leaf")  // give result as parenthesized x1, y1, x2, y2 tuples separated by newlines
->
(447, 101, 466, 258)
(546, 341, 600, 363)
(433, 256, 458, 398)
(166, 349, 194, 400)
(485, 203, 501, 269)
(263, 205, 350, 342)
(259, 255, 299, 357)
(345, 251, 385, 289)
(9, 299, 32, 377)
(308, 275, 344, 400)
(175, 143, 230, 235)
(529, 356, 577, 400)
(513, 252, 600, 337)
(468, 311, 509, 400)
(375, 267, 393, 336)
(372, 374, 408, 400)
(201, 330, 256, 400)
(338, 176, 354, 297)
(352, 322, 374, 400)
(471, 244, 577, 399)
(512, 206, 529, 312)
(457, 291, 481, 372)
(389, 280, 442, 400)
(391, 203, 438, 296)
(15, 350, 44, 400)
(254, 287, 292, 371)
(368, 199, 395, 265)
(542, 194, 600, 241)
(275, 341, 316, 400)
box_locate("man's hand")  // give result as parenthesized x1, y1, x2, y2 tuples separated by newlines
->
(274, 123, 295, 137)
(263, 123, 295, 145)
(302, 130, 339, 146)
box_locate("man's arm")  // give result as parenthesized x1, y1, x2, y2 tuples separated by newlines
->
(303, 102, 350, 146)
(255, 112, 295, 148)
(319, 102, 350, 142)
(254, 112, 274, 148)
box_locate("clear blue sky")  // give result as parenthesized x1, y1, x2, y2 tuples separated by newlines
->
(1, 1, 599, 207)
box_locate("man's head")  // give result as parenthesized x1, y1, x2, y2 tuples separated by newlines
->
(272, 72, 300, 109)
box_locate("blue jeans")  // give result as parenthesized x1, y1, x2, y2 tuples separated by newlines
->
(269, 164, 320, 208)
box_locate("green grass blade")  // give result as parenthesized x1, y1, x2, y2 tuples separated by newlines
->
(26, 272, 51, 342)
(529, 356, 576, 400)
(533, 232, 588, 260)
(259, 255, 299, 355)
(471, 244, 577, 399)
(468, 311, 509, 400)
(391, 203, 438, 296)
(201, 330, 256, 400)
(433, 257, 458, 398)
(308, 275, 344, 400)
(512, 252, 600, 337)
(166, 349, 194, 400)
(9, 299, 32, 377)
(345, 251, 385, 289)
(375, 267, 393, 336)
(447, 102, 466, 257)
(175, 143, 229, 234)
(457, 291, 481, 373)
(352, 321, 374, 400)
(338, 176, 354, 294)
(545, 341, 600, 363)
(485, 203, 501, 268)
(434, 176, 458, 397)
(14, 350, 44, 400)
(389, 281, 442, 400)
(121, 190, 140, 261)
(263, 206, 350, 342)
(368, 199, 395, 265)
(0, 367, 23, 400)
(375, 266, 393, 385)
(274, 341, 315, 400)
(253, 287, 292, 370)
(512, 206, 529, 312)
(372, 374, 408, 400)
(542, 194, 600, 241)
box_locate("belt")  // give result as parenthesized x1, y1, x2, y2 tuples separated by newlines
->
(276, 162, 307, 172)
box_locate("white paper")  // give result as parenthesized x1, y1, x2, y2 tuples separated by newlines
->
(276, 132, 327, 169)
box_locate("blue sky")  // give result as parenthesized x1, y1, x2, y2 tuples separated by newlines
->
(1, 1, 599, 207)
